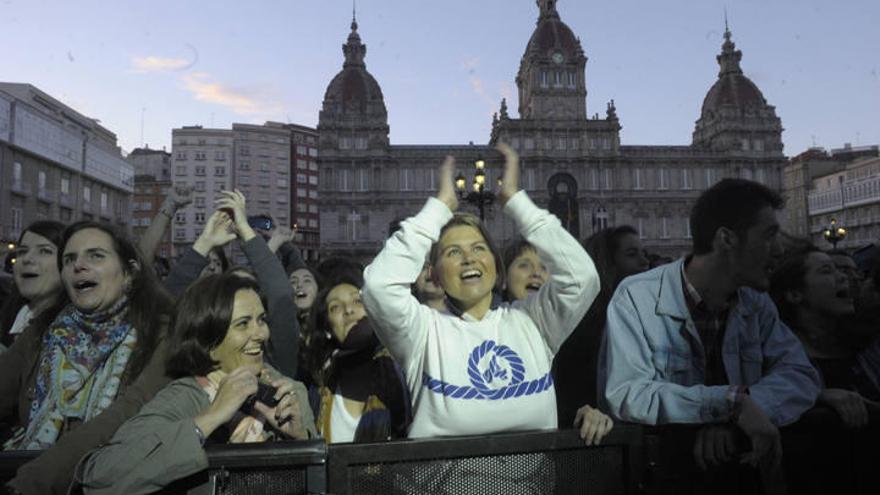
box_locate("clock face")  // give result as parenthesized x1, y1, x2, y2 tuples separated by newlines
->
(552, 52, 564, 64)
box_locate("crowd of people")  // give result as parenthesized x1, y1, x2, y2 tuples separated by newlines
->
(0, 143, 878, 494)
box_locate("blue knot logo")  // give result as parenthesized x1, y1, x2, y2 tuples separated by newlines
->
(422, 340, 553, 400)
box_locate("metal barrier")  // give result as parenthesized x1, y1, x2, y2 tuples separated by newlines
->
(1, 408, 876, 494)
(327, 426, 643, 495)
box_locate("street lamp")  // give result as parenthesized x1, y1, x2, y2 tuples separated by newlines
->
(822, 218, 847, 249)
(455, 158, 499, 221)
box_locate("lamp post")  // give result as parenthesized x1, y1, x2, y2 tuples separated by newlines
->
(822, 218, 847, 249)
(455, 158, 498, 221)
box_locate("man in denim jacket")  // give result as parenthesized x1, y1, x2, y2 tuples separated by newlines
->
(600, 179, 820, 470)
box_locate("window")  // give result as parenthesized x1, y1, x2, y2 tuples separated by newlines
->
(195, 152, 206, 161)
(297, 173, 308, 184)
(13, 162, 22, 185)
(604, 169, 612, 190)
(277, 194, 288, 204)
(38, 171, 47, 192)
(239, 176, 250, 186)
(556, 137, 566, 150)
(309, 148, 318, 157)
(214, 166, 226, 176)
(297, 159, 308, 169)
(240, 161, 250, 170)
(540, 70, 548, 88)
(681, 169, 691, 190)
(296, 145, 307, 155)
(524, 138, 535, 150)
(705, 168, 715, 188)
(660, 217, 669, 239)
(297, 189, 307, 197)
(277, 178, 288, 188)
(260, 162, 269, 172)
(633, 168, 642, 190)
(309, 190, 317, 199)
(638, 218, 644, 239)
(176, 166, 187, 175)
(355, 137, 368, 150)
(346, 210, 361, 241)
(296, 202, 308, 213)
(176, 151, 187, 160)
(195, 197, 205, 207)
(101, 191, 108, 209)
(590, 169, 598, 190)
(215, 151, 226, 161)
(554, 71, 562, 88)
(358, 169, 369, 191)
(526, 168, 535, 191)
(195, 212, 205, 224)
(213, 182, 224, 192)
(11, 207, 23, 236)
(174, 229, 186, 240)
(658, 168, 668, 190)
(400, 169, 414, 191)
(309, 175, 318, 185)
(685, 217, 692, 238)
(61, 176, 70, 195)
(309, 161, 318, 171)
(195, 181, 205, 192)
(309, 219, 318, 228)
(83, 186, 91, 203)
(195, 166, 206, 176)
(197, 139, 206, 145)
(339, 169, 350, 191)
(339, 137, 352, 149)
(309, 204, 318, 214)
(567, 71, 576, 88)
(240, 146, 250, 156)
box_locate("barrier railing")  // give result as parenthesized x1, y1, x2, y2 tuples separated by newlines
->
(1, 407, 876, 494)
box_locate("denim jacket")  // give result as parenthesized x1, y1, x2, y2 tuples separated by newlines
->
(600, 258, 820, 426)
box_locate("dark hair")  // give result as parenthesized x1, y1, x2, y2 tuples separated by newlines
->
(166, 273, 264, 378)
(769, 247, 821, 327)
(316, 256, 365, 291)
(429, 213, 505, 294)
(59, 221, 174, 382)
(584, 225, 640, 300)
(0, 221, 67, 346)
(690, 179, 784, 255)
(208, 246, 229, 273)
(304, 270, 363, 385)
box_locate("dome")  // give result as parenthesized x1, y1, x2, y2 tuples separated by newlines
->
(320, 18, 387, 118)
(323, 67, 385, 107)
(699, 29, 766, 117)
(524, 0, 581, 58)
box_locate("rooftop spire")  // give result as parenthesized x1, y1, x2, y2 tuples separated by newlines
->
(342, 4, 366, 68)
(716, 18, 743, 77)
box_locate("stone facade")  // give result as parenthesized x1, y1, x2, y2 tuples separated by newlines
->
(317, 1, 786, 263)
(0, 83, 134, 244)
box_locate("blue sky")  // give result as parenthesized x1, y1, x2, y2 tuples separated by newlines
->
(1, 0, 877, 156)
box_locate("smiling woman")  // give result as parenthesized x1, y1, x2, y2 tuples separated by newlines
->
(81, 273, 316, 495)
(0, 220, 66, 349)
(0, 221, 176, 495)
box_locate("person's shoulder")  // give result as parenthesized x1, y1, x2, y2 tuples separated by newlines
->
(617, 261, 674, 293)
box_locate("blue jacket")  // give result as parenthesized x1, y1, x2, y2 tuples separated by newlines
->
(600, 258, 820, 426)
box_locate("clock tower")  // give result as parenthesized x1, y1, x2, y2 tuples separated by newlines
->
(516, 0, 588, 121)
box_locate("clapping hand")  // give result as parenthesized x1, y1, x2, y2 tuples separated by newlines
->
(192, 210, 236, 257)
(436, 155, 458, 212)
(495, 142, 520, 206)
(215, 189, 256, 242)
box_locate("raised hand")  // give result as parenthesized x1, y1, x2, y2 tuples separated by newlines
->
(495, 142, 520, 206)
(215, 189, 256, 242)
(192, 210, 236, 257)
(436, 155, 458, 212)
(819, 388, 870, 428)
(267, 224, 296, 253)
(194, 367, 259, 438)
(693, 425, 742, 471)
(167, 184, 194, 210)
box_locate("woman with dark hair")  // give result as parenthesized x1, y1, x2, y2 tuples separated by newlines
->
(0, 221, 174, 495)
(503, 238, 614, 445)
(0, 220, 66, 349)
(80, 273, 315, 494)
(552, 225, 648, 430)
(770, 249, 879, 428)
(303, 268, 409, 444)
(164, 190, 300, 380)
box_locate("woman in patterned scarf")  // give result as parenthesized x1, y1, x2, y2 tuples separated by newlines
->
(0, 221, 174, 495)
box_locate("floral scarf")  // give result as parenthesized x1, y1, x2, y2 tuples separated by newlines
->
(3, 297, 135, 450)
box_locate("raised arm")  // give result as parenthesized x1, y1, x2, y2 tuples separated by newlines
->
(137, 184, 193, 263)
(495, 143, 600, 352)
(361, 157, 456, 371)
(217, 190, 300, 379)
(163, 210, 235, 297)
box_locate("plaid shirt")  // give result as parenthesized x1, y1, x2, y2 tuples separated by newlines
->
(680, 262, 733, 386)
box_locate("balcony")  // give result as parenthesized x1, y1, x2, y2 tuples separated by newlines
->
(10, 181, 31, 197)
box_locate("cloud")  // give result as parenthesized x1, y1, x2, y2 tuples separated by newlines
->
(130, 55, 192, 73)
(181, 72, 283, 116)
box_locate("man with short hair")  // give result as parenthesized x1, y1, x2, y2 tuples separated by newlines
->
(600, 178, 820, 470)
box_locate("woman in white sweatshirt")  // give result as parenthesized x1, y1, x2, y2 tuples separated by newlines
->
(362, 143, 603, 440)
